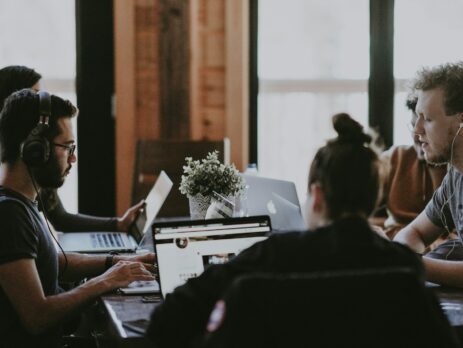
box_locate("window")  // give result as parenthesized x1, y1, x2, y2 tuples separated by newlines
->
(257, 0, 463, 202)
(394, 0, 463, 145)
(258, 0, 369, 200)
(0, 0, 77, 212)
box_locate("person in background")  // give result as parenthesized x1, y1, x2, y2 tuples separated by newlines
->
(395, 61, 463, 286)
(372, 95, 447, 240)
(0, 89, 155, 347)
(0, 65, 143, 232)
(146, 113, 423, 347)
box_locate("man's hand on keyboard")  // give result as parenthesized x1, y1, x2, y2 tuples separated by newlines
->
(98, 260, 155, 290)
(116, 252, 156, 273)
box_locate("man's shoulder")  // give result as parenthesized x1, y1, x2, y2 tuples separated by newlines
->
(0, 192, 29, 210)
(0, 190, 35, 222)
(387, 145, 417, 163)
(449, 166, 463, 180)
(381, 146, 417, 174)
(382, 145, 414, 156)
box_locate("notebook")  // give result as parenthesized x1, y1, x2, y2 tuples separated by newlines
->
(58, 171, 173, 253)
(152, 215, 271, 297)
(241, 174, 306, 232)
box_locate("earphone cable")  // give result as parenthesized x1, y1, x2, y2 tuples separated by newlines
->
(439, 125, 463, 259)
(26, 166, 68, 278)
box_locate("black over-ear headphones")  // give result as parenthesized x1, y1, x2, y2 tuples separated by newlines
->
(20, 91, 51, 167)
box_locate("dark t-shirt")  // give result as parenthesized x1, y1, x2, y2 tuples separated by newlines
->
(146, 216, 424, 347)
(0, 187, 62, 347)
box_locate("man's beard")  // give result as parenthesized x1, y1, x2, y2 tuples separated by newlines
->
(32, 153, 66, 189)
(424, 144, 451, 166)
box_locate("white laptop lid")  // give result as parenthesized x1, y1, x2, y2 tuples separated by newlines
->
(241, 175, 304, 231)
(59, 171, 173, 253)
(270, 193, 306, 232)
(153, 216, 271, 297)
(143, 171, 173, 234)
(130, 171, 174, 244)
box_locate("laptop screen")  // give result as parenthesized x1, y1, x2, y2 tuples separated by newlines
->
(240, 174, 305, 231)
(153, 216, 271, 296)
(129, 170, 174, 244)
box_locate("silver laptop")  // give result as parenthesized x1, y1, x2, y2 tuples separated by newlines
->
(152, 215, 271, 297)
(58, 171, 173, 253)
(242, 174, 306, 232)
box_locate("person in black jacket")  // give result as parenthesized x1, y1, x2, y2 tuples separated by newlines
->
(0, 65, 143, 233)
(146, 113, 424, 347)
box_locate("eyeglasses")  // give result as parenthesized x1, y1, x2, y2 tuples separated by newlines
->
(53, 142, 76, 157)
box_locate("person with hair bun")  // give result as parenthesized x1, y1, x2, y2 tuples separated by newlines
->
(0, 65, 144, 233)
(146, 113, 423, 348)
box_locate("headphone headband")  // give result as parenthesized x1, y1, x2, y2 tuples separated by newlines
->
(20, 91, 52, 166)
(38, 91, 51, 119)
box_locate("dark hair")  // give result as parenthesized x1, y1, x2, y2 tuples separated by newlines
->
(308, 113, 381, 220)
(405, 94, 418, 113)
(0, 89, 77, 164)
(413, 61, 463, 115)
(0, 65, 41, 112)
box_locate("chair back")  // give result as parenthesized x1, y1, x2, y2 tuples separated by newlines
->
(202, 268, 460, 348)
(132, 138, 230, 217)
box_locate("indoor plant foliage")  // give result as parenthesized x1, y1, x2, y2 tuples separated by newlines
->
(180, 151, 246, 198)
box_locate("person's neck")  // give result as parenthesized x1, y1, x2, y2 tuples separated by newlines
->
(310, 214, 332, 229)
(453, 163, 463, 173)
(0, 162, 38, 201)
(451, 155, 463, 174)
(449, 136, 463, 172)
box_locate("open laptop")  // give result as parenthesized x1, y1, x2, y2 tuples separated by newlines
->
(241, 174, 306, 232)
(150, 215, 271, 297)
(58, 171, 173, 253)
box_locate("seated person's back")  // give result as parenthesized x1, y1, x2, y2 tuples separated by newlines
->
(146, 113, 425, 348)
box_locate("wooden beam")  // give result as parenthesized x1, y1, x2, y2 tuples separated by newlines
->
(225, 0, 249, 170)
(114, 0, 136, 215)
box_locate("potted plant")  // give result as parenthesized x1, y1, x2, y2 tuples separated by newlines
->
(180, 151, 246, 219)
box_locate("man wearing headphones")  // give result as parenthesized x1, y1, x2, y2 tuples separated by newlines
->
(395, 61, 463, 288)
(0, 89, 155, 347)
(0, 65, 145, 234)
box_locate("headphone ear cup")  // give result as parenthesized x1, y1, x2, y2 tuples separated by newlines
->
(21, 124, 50, 166)
(21, 90, 52, 167)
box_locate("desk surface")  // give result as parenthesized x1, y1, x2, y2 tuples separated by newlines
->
(101, 285, 463, 344)
(102, 294, 158, 339)
(435, 287, 463, 327)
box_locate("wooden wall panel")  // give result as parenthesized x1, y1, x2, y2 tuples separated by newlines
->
(225, 0, 249, 170)
(115, 0, 249, 214)
(190, 0, 226, 140)
(115, 0, 136, 215)
(159, 0, 190, 139)
(190, 0, 249, 170)
(115, 0, 160, 214)
(136, 0, 160, 139)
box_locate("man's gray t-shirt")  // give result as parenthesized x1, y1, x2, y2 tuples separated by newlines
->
(0, 187, 62, 347)
(425, 167, 463, 235)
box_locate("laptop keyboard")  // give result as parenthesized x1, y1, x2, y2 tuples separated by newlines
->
(92, 233, 124, 248)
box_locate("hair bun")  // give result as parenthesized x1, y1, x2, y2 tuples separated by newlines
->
(332, 113, 371, 145)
